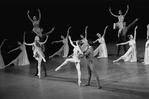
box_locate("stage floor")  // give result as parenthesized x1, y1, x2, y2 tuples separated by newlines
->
(1, 40, 149, 99)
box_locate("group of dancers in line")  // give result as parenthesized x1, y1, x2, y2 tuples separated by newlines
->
(0, 5, 149, 89)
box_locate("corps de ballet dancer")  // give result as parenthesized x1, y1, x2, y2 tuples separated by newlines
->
(0, 39, 7, 69)
(116, 18, 138, 56)
(93, 26, 108, 58)
(80, 26, 89, 52)
(113, 26, 138, 62)
(143, 25, 149, 65)
(49, 27, 71, 58)
(55, 36, 83, 86)
(82, 41, 101, 89)
(24, 35, 49, 78)
(6, 33, 30, 67)
(109, 5, 129, 35)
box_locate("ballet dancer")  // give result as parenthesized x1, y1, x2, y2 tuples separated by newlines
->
(49, 27, 71, 58)
(80, 26, 89, 52)
(93, 26, 108, 58)
(24, 35, 49, 78)
(109, 5, 129, 35)
(0, 39, 7, 69)
(55, 36, 83, 86)
(113, 26, 138, 62)
(6, 33, 30, 67)
(116, 18, 138, 56)
(82, 41, 101, 89)
(143, 36, 149, 65)
(27, 9, 42, 37)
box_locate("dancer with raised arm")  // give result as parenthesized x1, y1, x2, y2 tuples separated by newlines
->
(24, 35, 49, 78)
(116, 18, 138, 56)
(93, 26, 108, 58)
(6, 33, 30, 67)
(0, 39, 7, 69)
(55, 36, 83, 86)
(49, 27, 71, 58)
(109, 5, 129, 34)
(82, 41, 101, 89)
(27, 9, 42, 37)
(80, 26, 89, 52)
(113, 26, 138, 62)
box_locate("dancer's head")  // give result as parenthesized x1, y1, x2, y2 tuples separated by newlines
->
(80, 34, 84, 39)
(96, 33, 101, 38)
(61, 35, 64, 39)
(128, 35, 133, 40)
(118, 10, 122, 15)
(33, 16, 37, 21)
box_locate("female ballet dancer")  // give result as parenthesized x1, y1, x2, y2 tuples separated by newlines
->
(24, 35, 49, 78)
(0, 39, 7, 69)
(27, 9, 42, 37)
(93, 26, 108, 58)
(113, 26, 138, 62)
(80, 26, 89, 52)
(55, 36, 83, 86)
(6, 33, 30, 66)
(49, 27, 71, 58)
(109, 5, 129, 36)
(143, 36, 149, 65)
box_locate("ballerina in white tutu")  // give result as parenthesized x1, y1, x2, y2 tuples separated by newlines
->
(109, 5, 129, 37)
(0, 39, 7, 69)
(49, 27, 71, 58)
(80, 26, 89, 52)
(113, 26, 138, 62)
(24, 35, 49, 78)
(93, 26, 108, 58)
(55, 36, 83, 86)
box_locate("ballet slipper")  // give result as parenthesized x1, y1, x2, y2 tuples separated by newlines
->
(55, 66, 61, 71)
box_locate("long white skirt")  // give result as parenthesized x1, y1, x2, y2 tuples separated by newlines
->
(144, 46, 149, 64)
(94, 43, 108, 58)
(120, 45, 137, 62)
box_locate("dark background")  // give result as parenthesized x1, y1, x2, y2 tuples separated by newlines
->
(0, 0, 149, 64)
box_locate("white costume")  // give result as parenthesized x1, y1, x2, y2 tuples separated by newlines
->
(94, 37, 108, 58)
(143, 40, 149, 65)
(55, 36, 83, 86)
(6, 44, 30, 66)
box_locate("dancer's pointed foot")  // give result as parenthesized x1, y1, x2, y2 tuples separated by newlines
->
(55, 66, 61, 71)
(49, 55, 53, 59)
(113, 60, 118, 63)
(78, 81, 81, 86)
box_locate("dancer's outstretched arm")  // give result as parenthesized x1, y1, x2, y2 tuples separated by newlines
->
(85, 26, 88, 39)
(124, 5, 129, 17)
(38, 9, 41, 22)
(117, 41, 129, 46)
(102, 25, 108, 38)
(109, 7, 119, 17)
(43, 27, 55, 36)
(66, 26, 71, 38)
(0, 39, 7, 49)
(40, 35, 49, 45)
(51, 40, 62, 44)
(24, 42, 34, 46)
(68, 36, 75, 48)
(93, 39, 98, 43)
(134, 26, 137, 41)
(27, 11, 33, 23)
(8, 46, 20, 53)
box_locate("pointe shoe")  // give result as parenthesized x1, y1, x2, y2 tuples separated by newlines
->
(78, 81, 81, 86)
(113, 60, 117, 63)
(38, 73, 41, 79)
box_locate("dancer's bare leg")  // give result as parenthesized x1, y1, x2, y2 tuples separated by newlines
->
(55, 58, 74, 71)
(37, 58, 42, 78)
(75, 62, 81, 86)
